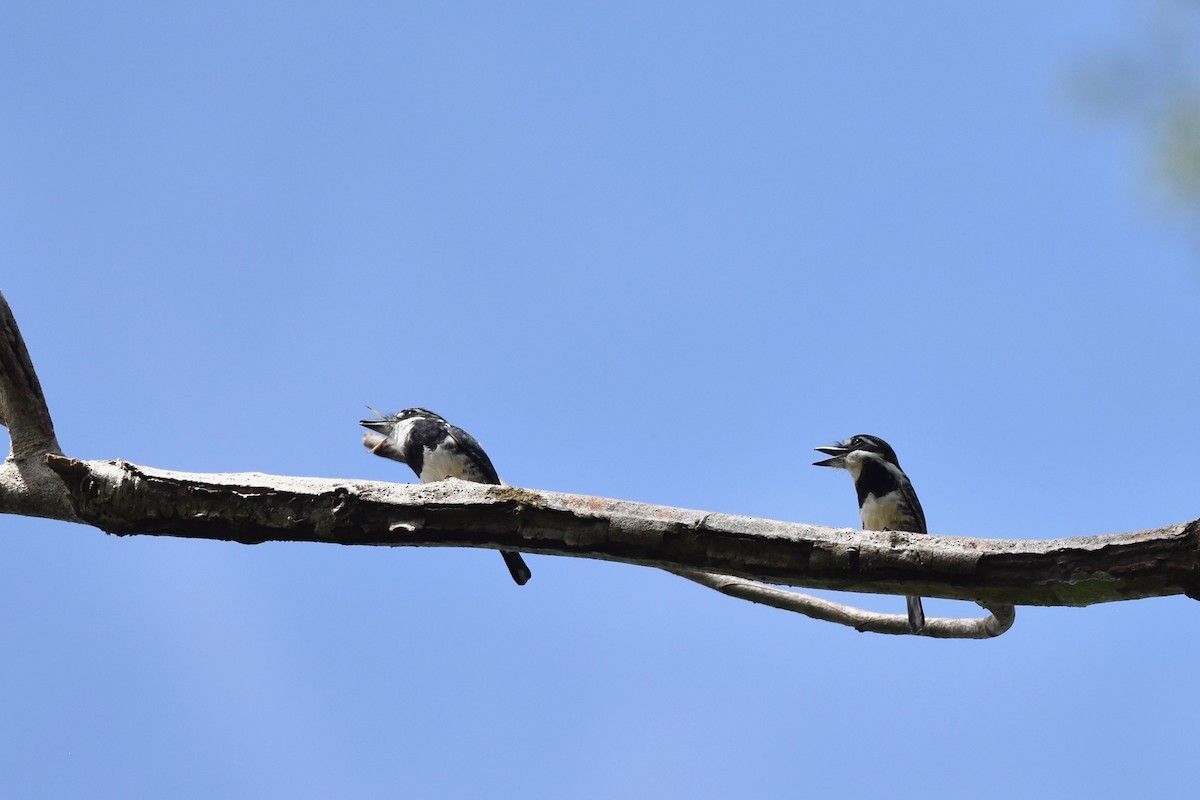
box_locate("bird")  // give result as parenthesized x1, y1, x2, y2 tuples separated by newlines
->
(813, 434, 926, 633)
(360, 407, 532, 586)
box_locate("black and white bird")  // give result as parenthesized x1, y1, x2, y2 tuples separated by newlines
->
(361, 407, 532, 586)
(814, 434, 926, 633)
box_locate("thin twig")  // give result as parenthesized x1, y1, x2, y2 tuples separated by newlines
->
(670, 569, 1015, 638)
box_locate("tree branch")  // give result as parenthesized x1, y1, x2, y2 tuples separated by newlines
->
(4, 291, 1197, 638)
(670, 569, 1016, 638)
(0, 291, 60, 460)
(0, 290, 76, 522)
(43, 456, 1200, 611)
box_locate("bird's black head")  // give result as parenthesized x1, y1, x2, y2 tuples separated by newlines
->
(813, 434, 901, 469)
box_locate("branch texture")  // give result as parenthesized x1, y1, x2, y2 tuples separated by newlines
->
(6, 291, 1194, 638)
(0, 291, 60, 460)
(0, 290, 75, 522)
(45, 456, 1200, 607)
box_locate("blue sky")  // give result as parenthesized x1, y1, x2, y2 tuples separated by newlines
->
(3, 2, 1198, 797)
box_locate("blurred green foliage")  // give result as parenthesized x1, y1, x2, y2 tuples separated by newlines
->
(1073, 0, 1200, 212)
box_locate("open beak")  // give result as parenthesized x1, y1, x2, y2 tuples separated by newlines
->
(813, 443, 849, 468)
(360, 406, 393, 434)
(360, 417, 393, 434)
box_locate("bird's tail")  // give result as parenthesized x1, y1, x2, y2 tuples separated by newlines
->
(906, 595, 926, 634)
(502, 551, 532, 586)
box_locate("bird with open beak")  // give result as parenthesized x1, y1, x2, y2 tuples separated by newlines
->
(814, 434, 926, 633)
(361, 407, 532, 586)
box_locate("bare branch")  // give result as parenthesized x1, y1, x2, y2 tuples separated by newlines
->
(44, 456, 1200, 608)
(0, 290, 75, 522)
(1, 293, 1188, 637)
(670, 569, 1015, 638)
(0, 290, 61, 460)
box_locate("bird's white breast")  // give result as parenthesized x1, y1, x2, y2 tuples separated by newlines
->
(419, 445, 475, 482)
(859, 491, 909, 531)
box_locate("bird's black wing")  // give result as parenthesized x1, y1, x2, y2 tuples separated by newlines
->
(446, 421, 530, 584)
(443, 423, 502, 485)
(898, 477, 927, 534)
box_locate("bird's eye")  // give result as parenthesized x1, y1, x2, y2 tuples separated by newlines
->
(850, 436, 863, 447)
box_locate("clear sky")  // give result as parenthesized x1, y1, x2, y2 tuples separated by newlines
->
(3, 2, 1198, 798)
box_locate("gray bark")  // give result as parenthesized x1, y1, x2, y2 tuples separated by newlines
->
(0, 292, 76, 522)
(41, 456, 1200, 611)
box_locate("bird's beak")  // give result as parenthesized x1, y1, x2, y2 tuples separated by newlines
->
(813, 443, 849, 468)
(359, 417, 392, 434)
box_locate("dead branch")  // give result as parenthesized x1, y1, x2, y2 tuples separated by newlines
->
(4, 289, 1198, 638)
(0, 291, 75, 522)
(39, 457, 1200, 609)
(670, 570, 1016, 638)
(0, 292, 58, 459)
